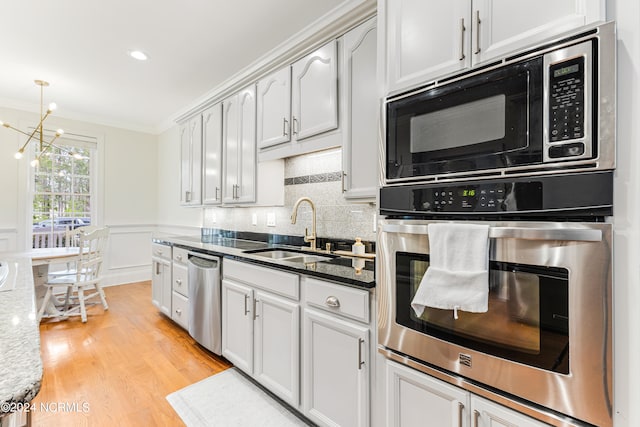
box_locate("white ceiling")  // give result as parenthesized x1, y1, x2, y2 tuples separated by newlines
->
(0, 0, 346, 134)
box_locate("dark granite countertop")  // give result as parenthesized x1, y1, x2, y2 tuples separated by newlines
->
(153, 234, 375, 289)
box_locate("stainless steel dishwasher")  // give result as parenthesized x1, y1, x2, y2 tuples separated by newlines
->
(187, 251, 222, 355)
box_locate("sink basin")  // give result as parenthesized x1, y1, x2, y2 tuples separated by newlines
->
(245, 248, 336, 264)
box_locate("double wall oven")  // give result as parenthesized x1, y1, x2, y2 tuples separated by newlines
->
(378, 22, 615, 427)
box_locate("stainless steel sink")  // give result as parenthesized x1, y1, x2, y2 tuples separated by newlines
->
(245, 248, 336, 264)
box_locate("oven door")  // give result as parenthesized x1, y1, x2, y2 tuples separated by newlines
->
(377, 219, 612, 427)
(385, 57, 543, 182)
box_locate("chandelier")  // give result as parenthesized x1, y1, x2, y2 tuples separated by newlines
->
(0, 80, 65, 166)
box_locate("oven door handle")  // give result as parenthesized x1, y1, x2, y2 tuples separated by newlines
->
(381, 224, 602, 242)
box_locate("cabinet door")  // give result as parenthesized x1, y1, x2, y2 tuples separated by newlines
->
(221, 279, 254, 374)
(386, 360, 469, 427)
(471, 395, 549, 427)
(254, 291, 300, 407)
(151, 257, 171, 317)
(341, 17, 379, 200)
(222, 94, 239, 204)
(257, 66, 292, 149)
(202, 103, 223, 205)
(237, 85, 257, 203)
(303, 308, 369, 427)
(386, 0, 470, 93)
(292, 40, 338, 141)
(180, 116, 203, 205)
(473, 0, 604, 65)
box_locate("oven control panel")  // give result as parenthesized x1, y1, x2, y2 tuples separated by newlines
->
(379, 172, 613, 218)
(422, 182, 541, 213)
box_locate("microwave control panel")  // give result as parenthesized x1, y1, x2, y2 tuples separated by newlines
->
(543, 39, 593, 163)
(549, 57, 585, 143)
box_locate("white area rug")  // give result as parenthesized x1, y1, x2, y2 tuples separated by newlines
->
(166, 368, 309, 427)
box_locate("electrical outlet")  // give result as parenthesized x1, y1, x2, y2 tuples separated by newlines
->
(211, 212, 217, 224)
(252, 213, 258, 226)
(267, 213, 276, 227)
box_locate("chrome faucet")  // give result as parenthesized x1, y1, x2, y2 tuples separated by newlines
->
(290, 197, 317, 251)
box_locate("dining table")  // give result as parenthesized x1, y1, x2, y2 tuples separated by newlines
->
(28, 247, 80, 319)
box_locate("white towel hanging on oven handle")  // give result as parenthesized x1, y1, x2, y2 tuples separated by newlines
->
(411, 223, 490, 318)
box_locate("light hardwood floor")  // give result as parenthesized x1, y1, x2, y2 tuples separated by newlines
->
(32, 281, 231, 426)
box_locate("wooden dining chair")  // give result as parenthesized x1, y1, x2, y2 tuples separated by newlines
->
(38, 226, 110, 322)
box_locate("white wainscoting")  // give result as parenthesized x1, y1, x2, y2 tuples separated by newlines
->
(0, 229, 17, 252)
(103, 224, 157, 286)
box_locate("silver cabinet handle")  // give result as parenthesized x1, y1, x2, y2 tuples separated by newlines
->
(473, 409, 480, 427)
(283, 117, 289, 137)
(458, 402, 465, 427)
(474, 10, 481, 54)
(253, 298, 259, 320)
(175, 309, 182, 315)
(325, 296, 340, 307)
(176, 255, 183, 261)
(357, 338, 365, 370)
(292, 116, 299, 135)
(381, 224, 603, 242)
(155, 262, 160, 275)
(155, 249, 163, 256)
(244, 294, 250, 316)
(215, 186, 220, 201)
(459, 18, 466, 60)
(185, 190, 192, 203)
(175, 279, 182, 286)
(341, 171, 346, 193)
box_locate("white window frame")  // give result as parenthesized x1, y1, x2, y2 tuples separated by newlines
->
(17, 121, 104, 251)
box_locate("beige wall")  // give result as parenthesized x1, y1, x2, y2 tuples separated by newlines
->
(0, 106, 158, 284)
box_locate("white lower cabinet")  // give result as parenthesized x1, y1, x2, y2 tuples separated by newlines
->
(221, 259, 300, 407)
(151, 243, 172, 317)
(171, 247, 189, 330)
(302, 276, 371, 427)
(303, 308, 369, 427)
(386, 360, 549, 427)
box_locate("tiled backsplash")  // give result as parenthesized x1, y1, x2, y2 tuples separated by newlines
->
(202, 148, 377, 242)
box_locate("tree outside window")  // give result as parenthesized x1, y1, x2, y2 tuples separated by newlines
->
(31, 143, 93, 248)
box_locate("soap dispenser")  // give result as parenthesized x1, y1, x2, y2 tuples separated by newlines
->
(352, 237, 365, 255)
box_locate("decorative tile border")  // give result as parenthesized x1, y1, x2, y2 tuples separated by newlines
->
(285, 171, 342, 186)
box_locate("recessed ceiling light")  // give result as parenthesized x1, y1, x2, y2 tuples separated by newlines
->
(129, 50, 148, 61)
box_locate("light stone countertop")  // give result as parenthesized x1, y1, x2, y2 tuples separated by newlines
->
(0, 254, 43, 414)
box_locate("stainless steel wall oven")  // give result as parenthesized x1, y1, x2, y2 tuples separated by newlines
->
(378, 21, 615, 427)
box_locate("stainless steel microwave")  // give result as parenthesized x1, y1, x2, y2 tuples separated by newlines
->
(384, 21, 615, 184)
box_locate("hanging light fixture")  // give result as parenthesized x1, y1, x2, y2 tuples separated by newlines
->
(0, 80, 65, 166)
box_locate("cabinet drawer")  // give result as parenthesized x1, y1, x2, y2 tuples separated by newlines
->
(172, 263, 188, 297)
(173, 246, 189, 265)
(304, 277, 369, 323)
(172, 291, 189, 330)
(152, 243, 171, 261)
(224, 259, 299, 300)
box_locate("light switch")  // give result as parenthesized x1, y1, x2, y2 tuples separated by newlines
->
(267, 213, 276, 227)
(211, 212, 217, 224)
(252, 213, 258, 226)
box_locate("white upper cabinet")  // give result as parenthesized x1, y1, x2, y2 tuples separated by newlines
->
(384, 0, 605, 94)
(179, 115, 203, 206)
(257, 39, 340, 160)
(341, 17, 379, 201)
(291, 40, 339, 141)
(386, 0, 470, 93)
(223, 85, 257, 204)
(257, 67, 292, 149)
(202, 103, 223, 205)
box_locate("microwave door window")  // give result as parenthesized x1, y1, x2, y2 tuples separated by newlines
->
(409, 95, 507, 153)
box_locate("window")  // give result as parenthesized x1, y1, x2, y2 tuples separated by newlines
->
(30, 131, 97, 248)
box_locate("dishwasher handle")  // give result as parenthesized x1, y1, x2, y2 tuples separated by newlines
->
(187, 252, 220, 269)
